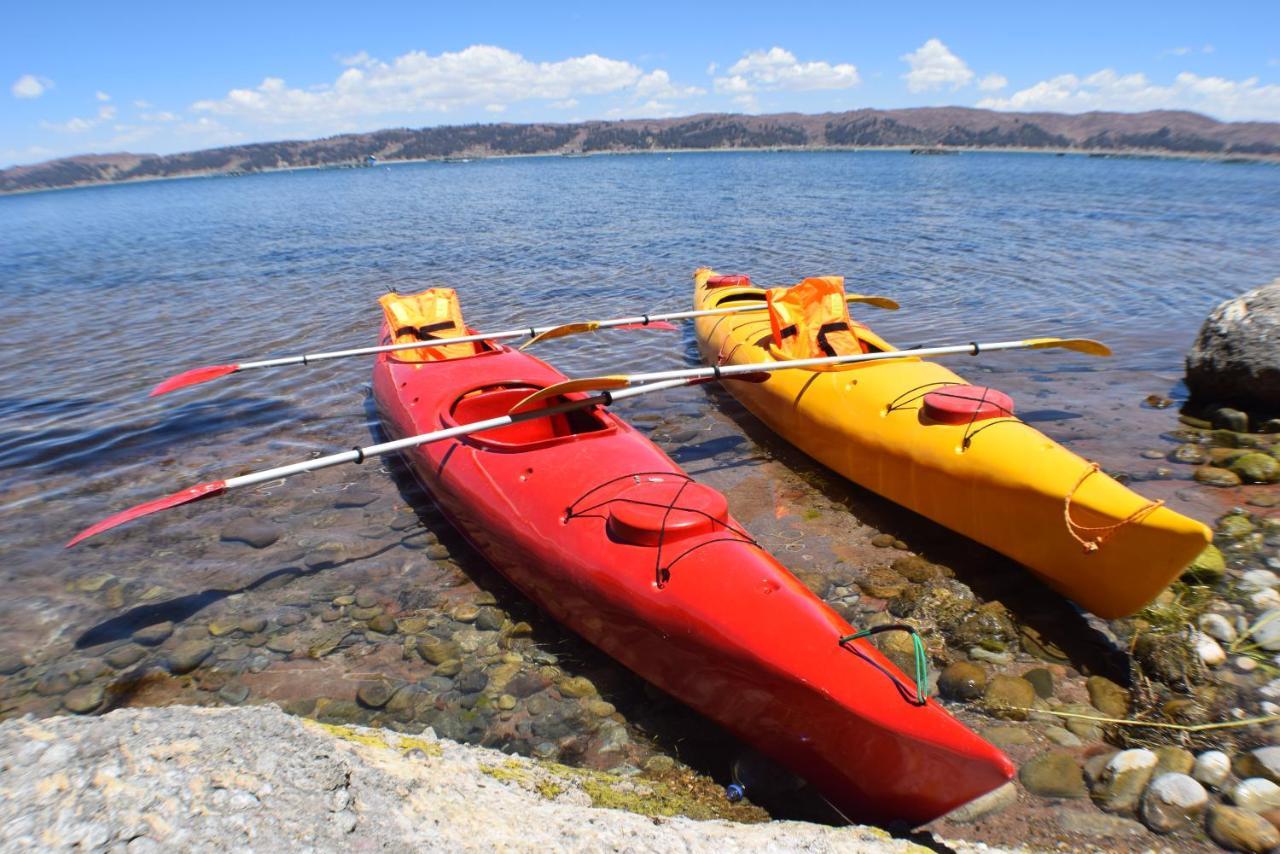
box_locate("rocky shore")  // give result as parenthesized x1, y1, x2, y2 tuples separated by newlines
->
(0, 704, 989, 852)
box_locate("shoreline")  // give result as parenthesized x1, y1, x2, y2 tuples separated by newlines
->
(1, 143, 1276, 199)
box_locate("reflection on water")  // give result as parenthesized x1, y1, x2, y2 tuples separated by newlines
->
(0, 151, 1278, 815)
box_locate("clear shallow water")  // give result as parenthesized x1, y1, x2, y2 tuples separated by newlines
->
(1, 151, 1279, 795)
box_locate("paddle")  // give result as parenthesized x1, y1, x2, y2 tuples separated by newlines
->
(149, 294, 897, 396)
(69, 374, 751, 547)
(510, 337, 1111, 413)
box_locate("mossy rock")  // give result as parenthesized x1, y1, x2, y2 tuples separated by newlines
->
(1182, 545, 1226, 584)
(1230, 453, 1280, 484)
(1217, 513, 1255, 539)
(1194, 466, 1242, 487)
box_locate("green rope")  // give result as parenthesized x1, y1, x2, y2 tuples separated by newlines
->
(839, 624, 929, 706)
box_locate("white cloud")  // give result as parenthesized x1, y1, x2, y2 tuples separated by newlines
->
(1164, 44, 1215, 57)
(98, 104, 116, 120)
(191, 45, 692, 127)
(713, 47, 859, 95)
(978, 73, 1008, 91)
(141, 111, 179, 122)
(338, 50, 374, 68)
(901, 39, 974, 92)
(12, 74, 53, 99)
(41, 116, 94, 133)
(95, 90, 111, 102)
(134, 99, 152, 108)
(977, 69, 1280, 121)
(635, 69, 704, 100)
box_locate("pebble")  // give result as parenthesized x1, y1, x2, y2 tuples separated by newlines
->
(1194, 750, 1232, 788)
(1231, 778, 1280, 812)
(266, 635, 297, 654)
(451, 604, 480, 623)
(417, 638, 459, 665)
(1022, 668, 1054, 699)
(277, 611, 305, 627)
(969, 647, 1013, 665)
(34, 671, 74, 696)
(0, 654, 25, 675)
(220, 518, 281, 548)
(348, 606, 382, 621)
(475, 607, 505, 632)
(238, 617, 268, 634)
(1243, 570, 1280, 592)
(333, 595, 356, 607)
(982, 725, 1036, 749)
(1201, 612, 1239, 644)
(1040, 726, 1082, 748)
(1250, 610, 1280, 651)
(367, 615, 397, 635)
(217, 683, 250, 705)
(496, 694, 517, 711)
(944, 780, 1018, 822)
(1196, 632, 1227, 667)
(938, 661, 987, 701)
(557, 676, 597, 699)
(1019, 752, 1087, 799)
(1195, 466, 1243, 487)
(132, 622, 173, 646)
(983, 675, 1036, 721)
(869, 534, 896, 548)
(356, 681, 396, 709)
(433, 659, 462, 677)
(105, 644, 146, 669)
(1207, 804, 1280, 853)
(61, 684, 104, 714)
(1140, 773, 1208, 833)
(1153, 746, 1196, 776)
(166, 641, 213, 675)
(1086, 675, 1129, 718)
(1237, 656, 1260, 672)
(1093, 749, 1158, 813)
(1237, 746, 1280, 784)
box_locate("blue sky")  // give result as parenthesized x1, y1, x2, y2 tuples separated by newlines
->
(4, 0, 1279, 167)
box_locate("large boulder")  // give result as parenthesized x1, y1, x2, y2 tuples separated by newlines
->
(1186, 279, 1280, 414)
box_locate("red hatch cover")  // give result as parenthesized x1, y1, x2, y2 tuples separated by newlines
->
(606, 477, 730, 547)
(922, 385, 1015, 425)
(705, 274, 751, 288)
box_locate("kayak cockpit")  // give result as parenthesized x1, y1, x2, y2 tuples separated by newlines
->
(446, 384, 616, 451)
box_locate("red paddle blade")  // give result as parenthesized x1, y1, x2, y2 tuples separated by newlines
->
(614, 321, 679, 331)
(66, 480, 227, 547)
(149, 364, 240, 397)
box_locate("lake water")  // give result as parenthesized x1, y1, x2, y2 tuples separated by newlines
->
(1, 150, 1279, 835)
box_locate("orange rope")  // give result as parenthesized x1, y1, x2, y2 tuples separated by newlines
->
(1064, 463, 1164, 552)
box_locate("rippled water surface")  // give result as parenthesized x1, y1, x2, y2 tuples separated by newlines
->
(2, 151, 1279, 823)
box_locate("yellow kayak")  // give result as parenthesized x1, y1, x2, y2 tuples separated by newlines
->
(693, 268, 1210, 619)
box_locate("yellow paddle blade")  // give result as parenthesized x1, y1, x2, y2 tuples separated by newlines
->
(1023, 337, 1112, 357)
(846, 294, 900, 310)
(518, 321, 601, 350)
(509, 376, 632, 413)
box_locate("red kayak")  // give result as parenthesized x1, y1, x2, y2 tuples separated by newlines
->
(370, 289, 1013, 826)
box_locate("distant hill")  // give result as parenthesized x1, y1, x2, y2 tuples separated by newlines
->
(4, 107, 1278, 194)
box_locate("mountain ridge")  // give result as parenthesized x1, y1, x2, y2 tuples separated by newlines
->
(4, 106, 1278, 194)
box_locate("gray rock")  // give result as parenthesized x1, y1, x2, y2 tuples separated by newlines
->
(220, 518, 281, 548)
(1206, 803, 1280, 853)
(217, 683, 250, 705)
(165, 640, 213, 674)
(1186, 278, 1280, 411)
(1213, 407, 1252, 432)
(0, 654, 24, 675)
(0, 706, 953, 852)
(1022, 668, 1054, 699)
(1040, 726, 1082, 748)
(1139, 773, 1208, 833)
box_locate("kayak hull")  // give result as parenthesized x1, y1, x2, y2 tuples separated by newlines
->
(371, 330, 1012, 826)
(692, 269, 1211, 619)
